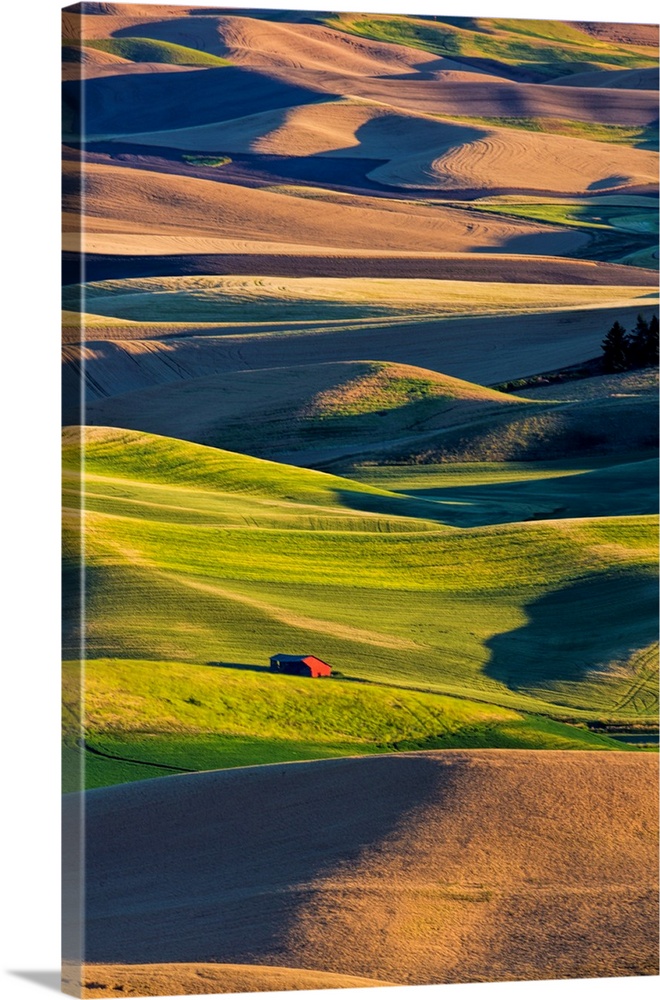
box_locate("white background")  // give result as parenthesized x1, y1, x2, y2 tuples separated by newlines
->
(1, 1, 657, 999)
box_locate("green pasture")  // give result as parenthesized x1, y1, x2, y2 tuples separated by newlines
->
(348, 458, 659, 526)
(62, 426, 446, 527)
(349, 459, 615, 489)
(474, 201, 659, 234)
(62, 429, 658, 727)
(434, 114, 658, 150)
(321, 14, 657, 79)
(62, 658, 632, 792)
(182, 154, 232, 167)
(471, 199, 659, 264)
(78, 37, 232, 67)
(463, 18, 645, 46)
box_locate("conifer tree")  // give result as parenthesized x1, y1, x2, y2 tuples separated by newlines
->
(647, 314, 659, 366)
(628, 313, 650, 367)
(601, 321, 629, 372)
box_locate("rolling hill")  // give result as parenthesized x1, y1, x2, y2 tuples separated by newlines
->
(320, 13, 659, 81)
(63, 657, 629, 792)
(61, 275, 658, 412)
(352, 457, 659, 526)
(83, 361, 529, 465)
(81, 361, 659, 472)
(62, 427, 658, 723)
(61, 9, 659, 991)
(62, 159, 593, 256)
(119, 97, 658, 197)
(62, 274, 658, 325)
(376, 392, 658, 464)
(65, 9, 659, 88)
(79, 36, 232, 66)
(69, 962, 394, 997)
(65, 751, 659, 989)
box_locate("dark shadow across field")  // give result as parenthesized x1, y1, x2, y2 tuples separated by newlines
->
(485, 568, 659, 690)
(63, 67, 330, 135)
(392, 458, 660, 526)
(207, 660, 269, 672)
(61, 251, 658, 286)
(77, 755, 448, 964)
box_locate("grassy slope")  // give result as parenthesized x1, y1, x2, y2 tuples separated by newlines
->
(79, 37, 232, 67)
(349, 458, 659, 526)
(62, 425, 445, 527)
(321, 13, 657, 79)
(62, 658, 628, 791)
(373, 394, 658, 464)
(431, 114, 658, 149)
(470, 198, 659, 265)
(85, 361, 530, 467)
(349, 457, 632, 488)
(62, 429, 658, 730)
(84, 361, 658, 472)
(61, 276, 657, 325)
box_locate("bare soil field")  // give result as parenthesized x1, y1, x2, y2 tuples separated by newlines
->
(66, 751, 658, 985)
(61, 298, 658, 407)
(261, 70, 660, 126)
(576, 22, 659, 47)
(114, 98, 657, 197)
(63, 5, 212, 40)
(62, 59, 199, 82)
(63, 160, 591, 256)
(64, 65, 325, 137)
(130, 12, 465, 78)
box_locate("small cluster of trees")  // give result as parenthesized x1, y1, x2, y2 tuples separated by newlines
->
(601, 313, 659, 373)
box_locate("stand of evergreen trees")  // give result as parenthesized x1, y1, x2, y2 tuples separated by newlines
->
(601, 313, 659, 373)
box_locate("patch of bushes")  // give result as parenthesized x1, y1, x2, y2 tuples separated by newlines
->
(182, 154, 232, 167)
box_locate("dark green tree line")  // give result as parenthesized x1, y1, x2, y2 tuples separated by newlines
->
(601, 313, 658, 373)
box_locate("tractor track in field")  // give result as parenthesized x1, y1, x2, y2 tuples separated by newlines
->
(78, 738, 196, 774)
(610, 644, 659, 716)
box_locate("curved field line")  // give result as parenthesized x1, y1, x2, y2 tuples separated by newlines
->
(104, 536, 428, 653)
(165, 568, 426, 652)
(78, 738, 196, 774)
(610, 644, 659, 715)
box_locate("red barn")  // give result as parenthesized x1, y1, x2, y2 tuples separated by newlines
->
(269, 654, 332, 678)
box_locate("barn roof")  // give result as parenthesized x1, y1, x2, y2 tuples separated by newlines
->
(271, 653, 332, 668)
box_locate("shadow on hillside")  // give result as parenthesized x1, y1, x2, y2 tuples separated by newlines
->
(207, 660, 269, 672)
(78, 753, 449, 965)
(63, 66, 329, 136)
(484, 568, 658, 690)
(335, 485, 451, 526)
